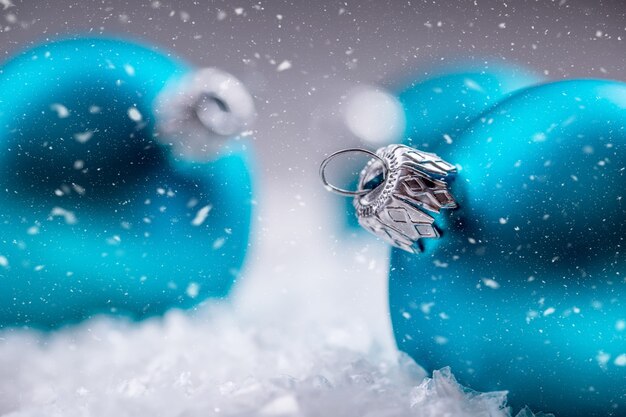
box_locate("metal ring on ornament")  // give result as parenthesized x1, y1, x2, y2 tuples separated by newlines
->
(319, 148, 389, 197)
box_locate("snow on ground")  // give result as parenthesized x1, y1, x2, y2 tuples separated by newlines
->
(0, 185, 548, 417)
(0, 306, 542, 417)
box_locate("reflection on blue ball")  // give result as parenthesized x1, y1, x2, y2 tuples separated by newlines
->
(398, 66, 540, 148)
(0, 38, 253, 328)
(390, 79, 626, 416)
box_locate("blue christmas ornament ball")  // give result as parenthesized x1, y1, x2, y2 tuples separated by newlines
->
(390, 79, 626, 416)
(0, 38, 254, 328)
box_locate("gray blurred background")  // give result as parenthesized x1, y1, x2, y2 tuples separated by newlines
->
(5, 0, 626, 179)
(2, 0, 626, 343)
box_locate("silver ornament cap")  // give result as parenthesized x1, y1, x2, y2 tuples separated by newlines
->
(321, 144, 457, 253)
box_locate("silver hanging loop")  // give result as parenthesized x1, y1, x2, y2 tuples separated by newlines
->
(320, 144, 458, 253)
(319, 148, 389, 197)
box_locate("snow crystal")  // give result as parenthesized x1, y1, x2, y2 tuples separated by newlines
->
(212, 237, 226, 249)
(49, 207, 77, 225)
(124, 64, 135, 76)
(434, 335, 449, 345)
(186, 282, 200, 298)
(276, 60, 292, 72)
(615, 354, 626, 367)
(0, 0, 14, 11)
(127, 107, 143, 122)
(74, 130, 94, 143)
(463, 78, 484, 92)
(420, 302, 435, 315)
(597, 351, 611, 369)
(191, 205, 212, 226)
(482, 278, 501, 289)
(50, 103, 70, 118)
(106, 235, 121, 246)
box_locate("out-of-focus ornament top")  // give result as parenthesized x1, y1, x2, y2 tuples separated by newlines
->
(155, 67, 256, 160)
(0, 37, 255, 328)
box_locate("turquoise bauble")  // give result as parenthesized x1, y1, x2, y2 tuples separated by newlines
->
(0, 38, 254, 328)
(390, 79, 626, 416)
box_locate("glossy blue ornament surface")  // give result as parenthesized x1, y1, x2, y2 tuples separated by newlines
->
(390, 79, 626, 416)
(0, 38, 253, 328)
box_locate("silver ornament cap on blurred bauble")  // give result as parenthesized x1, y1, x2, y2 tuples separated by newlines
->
(320, 144, 458, 253)
(155, 67, 256, 161)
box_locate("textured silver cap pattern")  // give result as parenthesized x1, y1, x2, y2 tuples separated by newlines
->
(354, 144, 457, 253)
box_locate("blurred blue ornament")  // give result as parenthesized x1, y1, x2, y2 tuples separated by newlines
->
(0, 38, 255, 328)
(390, 79, 626, 416)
